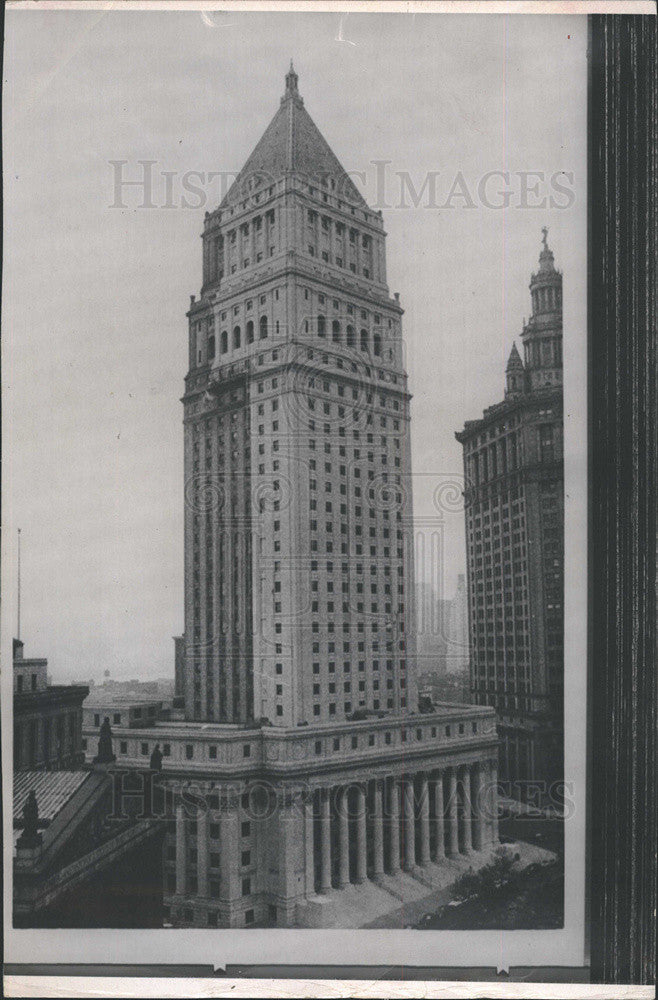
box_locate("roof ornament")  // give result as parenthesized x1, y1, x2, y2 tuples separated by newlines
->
(93, 716, 116, 765)
(284, 60, 299, 99)
(18, 790, 43, 848)
(537, 225, 556, 275)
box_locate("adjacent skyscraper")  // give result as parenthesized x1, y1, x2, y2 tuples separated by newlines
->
(456, 232, 564, 797)
(183, 64, 417, 726)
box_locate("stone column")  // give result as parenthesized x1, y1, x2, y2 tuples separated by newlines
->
(433, 772, 445, 861)
(304, 792, 315, 896)
(446, 768, 459, 856)
(388, 779, 400, 873)
(337, 788, 350, 888)
(461, 766, 473, 854)
(418, 774, 431, 866)
(355, 785, 367, 884)
(319, 788, 332, 893)
(490, 762, 500, 843)
(218, 797, 241, 925)
(471, 763, 484, 851)
(403, 778, 416, 870)
(175, 802, 187, 895)
(372, 780, 384, 878)
(197, 808, 209, 898)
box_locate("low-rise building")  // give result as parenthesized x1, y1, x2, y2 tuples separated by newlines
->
(13, 639, 88, 771)
(82, 705, 500, 929)
(13, 767, 164, 927)
(82, 697, 165, 734)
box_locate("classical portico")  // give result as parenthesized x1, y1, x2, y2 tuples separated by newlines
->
(307, 761, 498, 897)
(148, 706, 501, 928)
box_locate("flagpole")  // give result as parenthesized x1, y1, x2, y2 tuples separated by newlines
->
(17, 527, 21, 641)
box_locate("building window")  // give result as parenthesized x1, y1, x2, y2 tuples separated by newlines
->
(94, 714, 100, 727)
(259, 315, 268, 339)
(113, 713, 121, 725)
(245, 908, 255, 924)
(120, 741, 127, 754)
(186, 744, 194, 759)
(242, 878, 251, 896)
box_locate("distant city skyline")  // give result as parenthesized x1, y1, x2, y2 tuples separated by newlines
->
(3, 12, 586, 682)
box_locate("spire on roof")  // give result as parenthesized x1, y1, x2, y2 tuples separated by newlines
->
(284, 60, 300, 101)
(506, 342, 524, 370)
(220, 66, 368, 210)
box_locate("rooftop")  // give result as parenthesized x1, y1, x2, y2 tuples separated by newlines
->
(13, 770, 91, 826)
(220, 64, 368, 211)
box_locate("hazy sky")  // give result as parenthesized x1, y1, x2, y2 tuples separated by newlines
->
(3, 10, 586, 682)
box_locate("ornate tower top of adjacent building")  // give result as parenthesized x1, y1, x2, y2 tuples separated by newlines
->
(520, 229, 563, 392)
(528, 226, 562, 317)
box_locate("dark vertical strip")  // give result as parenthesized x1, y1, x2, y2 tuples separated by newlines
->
(588, 14, 657, 985)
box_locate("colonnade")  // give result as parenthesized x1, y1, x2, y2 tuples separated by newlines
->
(312, 761, 498, 893)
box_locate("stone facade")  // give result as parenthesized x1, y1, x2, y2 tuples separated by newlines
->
(83, 704, 499, 927)
(13, 639, 88, 771)
(455, 233, 564, 798)
(183, 65, 416, 727)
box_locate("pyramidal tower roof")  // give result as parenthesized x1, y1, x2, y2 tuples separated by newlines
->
(506, 342, 524, 371)
(221, 63, 369, 209)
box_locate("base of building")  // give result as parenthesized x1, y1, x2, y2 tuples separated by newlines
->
(296, 841, 554, 929)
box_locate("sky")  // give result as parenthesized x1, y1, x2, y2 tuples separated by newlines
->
(2, 10, 587, 682)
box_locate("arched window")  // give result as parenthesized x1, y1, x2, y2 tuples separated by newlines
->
(332, 320, 341, 343)
(233, 326, 241, 349)
(373, 334, 382, 356)
(220, 330, 228, 354)
(317, 315, 326, 338)
(246, 320, 254, 344)
(259, 315, 268, 340)
(360, 329, 369, 352)
(208, 335, 216, 360)
(346, 325, 355, 348)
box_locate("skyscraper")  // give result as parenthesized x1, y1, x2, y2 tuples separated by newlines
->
(446, 574, 469, 676)
(455, 232, 564, 798)
(183, 63, 417, 726)
(83, 67, 502, 930)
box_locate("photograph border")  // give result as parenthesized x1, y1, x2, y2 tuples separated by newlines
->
(2, 5, 656, 996)
(587, 11, 656, 988)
